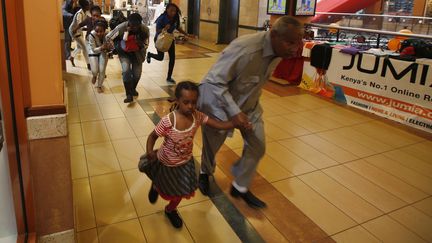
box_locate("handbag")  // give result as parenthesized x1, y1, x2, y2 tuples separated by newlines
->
(310, 44, 332, 70)
(155, 30, 174, 52)
(138, 153, 160, 180)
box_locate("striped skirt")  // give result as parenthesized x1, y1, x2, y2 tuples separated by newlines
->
(139, 155, 197, 199)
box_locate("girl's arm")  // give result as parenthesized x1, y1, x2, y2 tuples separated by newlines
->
(146, 131, 159, 161)
(177, 26, 190, 37)
(88, 33, 103, 54)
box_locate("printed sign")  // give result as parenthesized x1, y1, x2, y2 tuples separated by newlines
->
(300, 49, 432, 133)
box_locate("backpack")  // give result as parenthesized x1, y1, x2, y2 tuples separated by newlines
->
(109, 10, 127, 31)
(310, 44, 332, 70)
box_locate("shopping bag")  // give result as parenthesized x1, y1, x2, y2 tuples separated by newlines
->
(155, 31, 174, 52)
(310, 69, 335, 98)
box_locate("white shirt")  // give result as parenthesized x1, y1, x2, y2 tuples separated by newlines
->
(69, 9, 90, 37)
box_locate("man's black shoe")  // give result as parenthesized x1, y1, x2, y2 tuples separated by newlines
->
(165, 210, 183, 228)
(123, 95, 133, 103)
(230, 185, 267, 208)
(198, 174, 209, 196)
(148, 184, 158, 204)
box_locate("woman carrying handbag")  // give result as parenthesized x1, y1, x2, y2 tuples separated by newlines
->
(146, 3, 193, 84)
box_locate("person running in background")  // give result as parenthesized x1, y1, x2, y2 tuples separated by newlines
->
(72, 5, 104, 40)
(69, 0, 91, 69)
(146, 3, 193, 84)
(62, 0, 80, 63)
(87, 20, 111, 93)
(106, 13, 149, 103)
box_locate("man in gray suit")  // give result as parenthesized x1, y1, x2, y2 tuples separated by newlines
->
(197, 16, 303, 208)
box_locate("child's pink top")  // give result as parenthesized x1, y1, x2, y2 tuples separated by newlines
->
(155, 111, 208, 166)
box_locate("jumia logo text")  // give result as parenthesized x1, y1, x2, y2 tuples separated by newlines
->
(343, 53, 430, 87)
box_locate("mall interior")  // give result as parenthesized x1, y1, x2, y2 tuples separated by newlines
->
(1, 0, 432, 242)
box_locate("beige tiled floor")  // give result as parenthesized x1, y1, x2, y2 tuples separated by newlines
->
(67, 38, 432, 242)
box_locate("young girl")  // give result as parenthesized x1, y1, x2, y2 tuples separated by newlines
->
(141, 81, 250, 228)
(146, 3, 192, 84)
(87, 20, 110, 93)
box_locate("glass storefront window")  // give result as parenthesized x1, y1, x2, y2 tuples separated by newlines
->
(385, 0, 414, 15)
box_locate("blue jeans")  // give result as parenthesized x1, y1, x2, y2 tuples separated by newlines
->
(119, 55, 142, 95)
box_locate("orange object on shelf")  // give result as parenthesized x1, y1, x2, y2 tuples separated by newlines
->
(388, 38, 401, 51)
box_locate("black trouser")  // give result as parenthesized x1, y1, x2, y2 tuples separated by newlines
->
(148, 41, 175, 80)
(63, 15, 73, 59)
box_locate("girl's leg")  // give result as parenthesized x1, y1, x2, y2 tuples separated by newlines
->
(89, 56, 99, 85)
(131, 60, 143, 95)
(148, 183, 158, 204)
(147, 49, 164, 62)
(165, 197, 183, 228)
(97, 53, 108, 89)
(64, 31, 72, 60)
(75, 36, 90, 65)
(70, 37, 81, 59)
(166, 197, 182, 212)
(166, 42, 176, 81)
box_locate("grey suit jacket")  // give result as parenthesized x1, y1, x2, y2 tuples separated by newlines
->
(198, 31, 280, 122)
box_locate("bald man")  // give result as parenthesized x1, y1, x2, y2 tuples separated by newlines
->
(198, 16, 303, 208)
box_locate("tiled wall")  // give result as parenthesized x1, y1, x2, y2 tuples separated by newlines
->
(196, 0, 270, 42)
(29, 136, 73, 236)
(238, 0, 270, 37)
(239, 0, 270, 28)
(239, 1, 259, 26)
(199, 21, 219, 42)
(26, 113, 73, 238)
(200, 0, 220, 21)
(199, 0, 220, 42)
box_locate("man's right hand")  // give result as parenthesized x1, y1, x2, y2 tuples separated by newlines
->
(232, 112, 250, 129)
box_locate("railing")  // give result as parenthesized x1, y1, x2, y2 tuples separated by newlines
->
(313, 12, 432, 35)
(305, 23, 432, 49)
